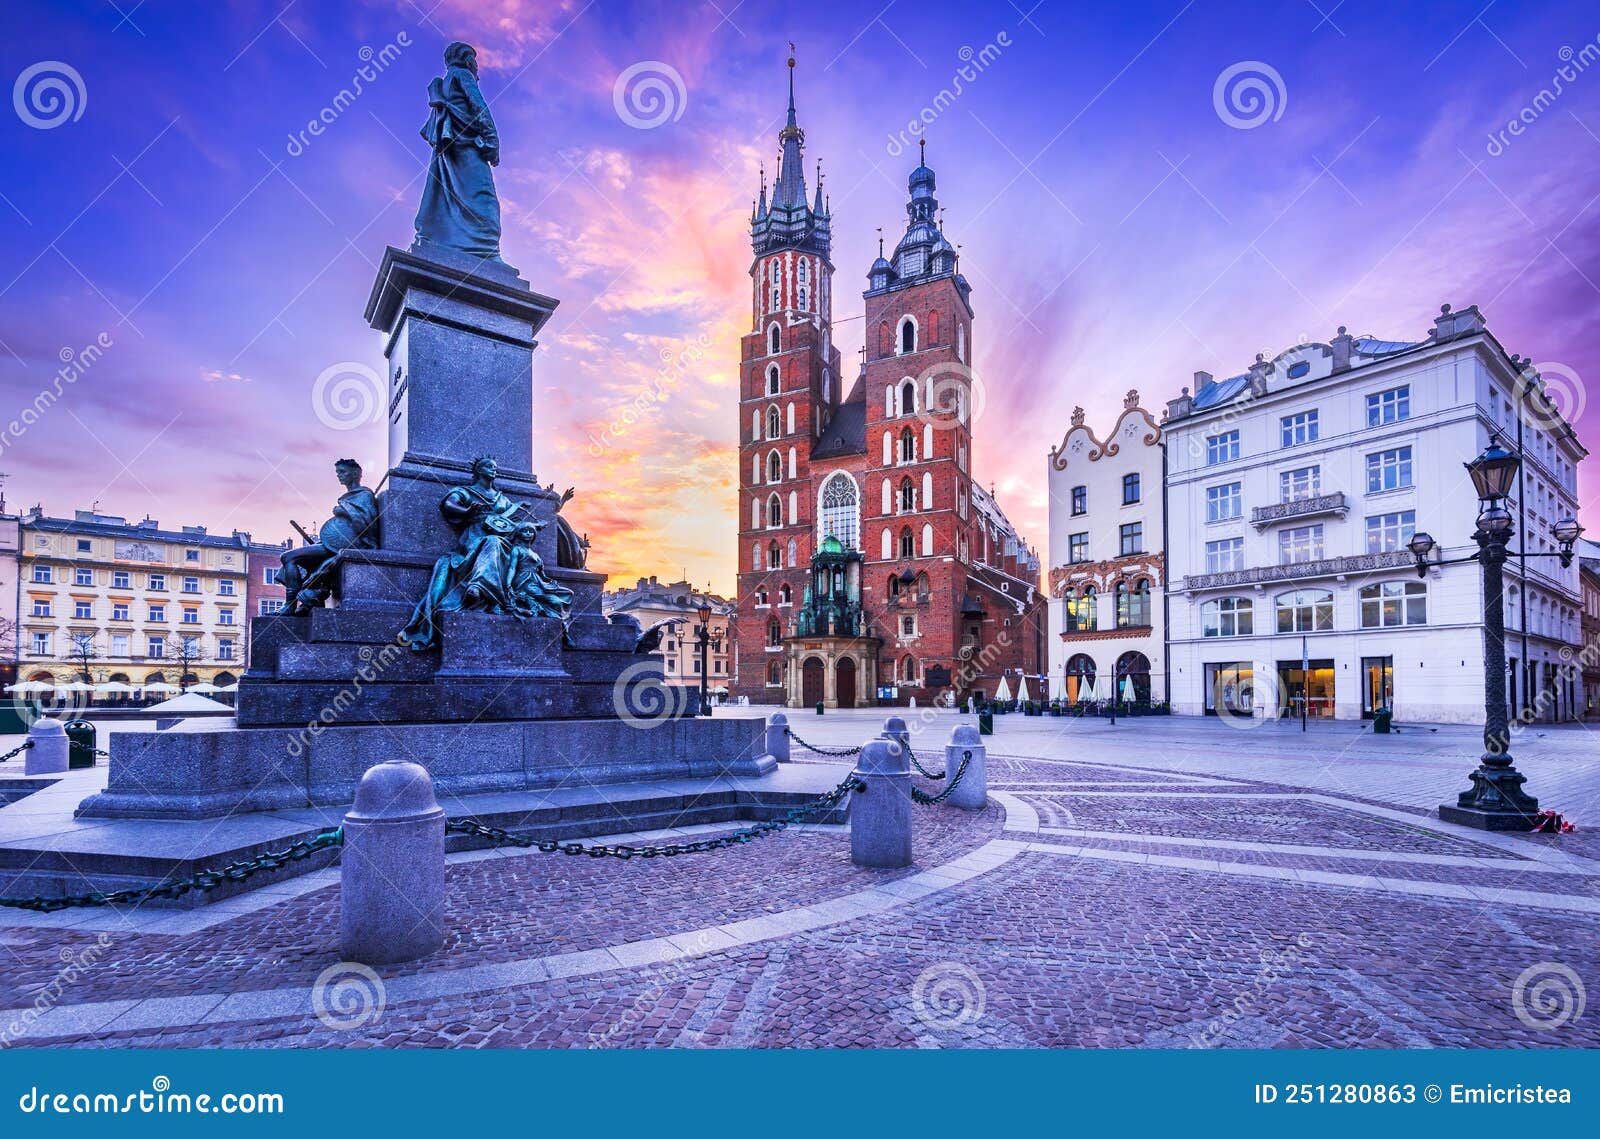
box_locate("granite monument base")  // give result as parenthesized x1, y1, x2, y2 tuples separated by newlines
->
(75, 714, 776, 820)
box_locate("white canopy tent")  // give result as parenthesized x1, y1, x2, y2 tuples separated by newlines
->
(993, 676, 1012, 703)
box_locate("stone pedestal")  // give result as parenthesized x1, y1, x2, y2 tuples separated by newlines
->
(364, 244, 560, 559)
(765, 713, 790, 763)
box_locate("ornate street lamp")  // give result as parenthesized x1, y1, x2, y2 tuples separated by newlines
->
(694, 602, 721, 717)
(1410, 438, 1585, 830)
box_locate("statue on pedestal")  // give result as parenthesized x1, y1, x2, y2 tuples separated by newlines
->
(280, 459, 379, 615)
(414, 41, 502, 259)
(400, 455, 573, 650)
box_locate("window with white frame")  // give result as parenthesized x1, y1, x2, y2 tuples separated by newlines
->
(112, 570, 130, 588)
(1280, 410, 1319, 447)
(1279, 466, 1320, 502)
(147, 637, 165, 658)
(1206, 482, 1242, 522)
(1366, 446, 1413, 492)
(1366, 385, 1410, 427)
(1365, 510, 1416, 553)
(819, 472, 859, 550)
(218, 639, 236, 661)
(1275, 589, 1333, 633)
(31, 632, 50, 655)
(149, 573, 166, 590)
(31, 597, 51, 617)
(1205, 537, 1245, 573)
(1206, 430, 1240, 465)
(219, 579, 235, 596)
(74, 600, 92, 620)
(74, 567, 93, 586)
(1201, 596, 1253, 637)
(31, 564, 51, 583)
(1278, 525, 1324, 565)
(1360, 580, 1427, 627)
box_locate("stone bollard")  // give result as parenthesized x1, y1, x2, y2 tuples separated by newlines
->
(341, 761, 446, 965)
(24, 718, 69, 776)
(945, 725, 988, 811)
(766, 712, 791, 763)
(882, 714, 910, 758)
(851, 739, 912, 869)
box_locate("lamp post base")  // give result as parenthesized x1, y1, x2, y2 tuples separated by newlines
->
(1438, 764, 1539, 831)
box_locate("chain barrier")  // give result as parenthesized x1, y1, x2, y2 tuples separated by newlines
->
(906, 745, 946, 781)
(783, 728, 863, 758)
(446, 772, 866, 859)
(0, 740, 35, 764)
(911, 749, 972, 807)
(0, 828, 345, 913)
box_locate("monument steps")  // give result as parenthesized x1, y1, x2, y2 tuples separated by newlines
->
(0, 762, 852, 909)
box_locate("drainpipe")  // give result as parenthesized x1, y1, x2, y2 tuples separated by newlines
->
(1160, 439, 1172, 707)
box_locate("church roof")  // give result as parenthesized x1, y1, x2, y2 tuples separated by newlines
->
(811, 394, 866, 459)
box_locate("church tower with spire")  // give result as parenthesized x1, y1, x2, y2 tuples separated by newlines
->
(736, 53, 843, 699)
(732, 72, 1045, 708)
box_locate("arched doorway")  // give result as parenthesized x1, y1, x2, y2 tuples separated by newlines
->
(801, 657, 825, 706)
(1064, 653, 1096, 702)
(1115, 651, 1152, 704)
(836, 657, 857, 708)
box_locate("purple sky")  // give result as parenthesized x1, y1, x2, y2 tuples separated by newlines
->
(2, 0, 1597, 593)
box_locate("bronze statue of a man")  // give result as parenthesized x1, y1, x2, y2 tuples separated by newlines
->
(400, 456, 574, 650)
(280, 458, 379, 614)
(414, 41, 503, 259)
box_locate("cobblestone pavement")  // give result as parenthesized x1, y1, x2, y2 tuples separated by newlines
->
(1, 712, 1595, 1049)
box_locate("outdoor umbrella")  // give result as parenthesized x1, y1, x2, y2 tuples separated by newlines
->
(187, 682, 223, 694)
(993, 675, 1012, 703)
(1049, 673, 1067, 701)
(1016, 675, 1031, 703)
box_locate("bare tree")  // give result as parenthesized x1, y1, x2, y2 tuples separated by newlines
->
(170, 636, 208, 692)
(62, 632, 102, 684)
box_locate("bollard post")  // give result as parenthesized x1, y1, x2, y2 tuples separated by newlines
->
(341, 761, 446, 965)
(945, 725, 988, 811)
(24, 718, 69, 776)
(766, 712, 791, 763)
(851, 738, 912, 869)
(882, 714, 910, 758)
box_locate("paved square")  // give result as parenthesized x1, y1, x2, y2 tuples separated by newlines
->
(1, 712, 1594, 1048)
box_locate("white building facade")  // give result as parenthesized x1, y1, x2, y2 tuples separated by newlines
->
(1046, 391, 1166, 704)
(1162, 305, 1585, 725)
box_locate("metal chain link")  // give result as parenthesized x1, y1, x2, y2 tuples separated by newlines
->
(0, 828, 345, 913)
(446, 772, 866, 859)
(0, 740, 35, 764)
(906, 745, 945, 781)
(911, 749, 972, 807)
(783, 728, 863, 758)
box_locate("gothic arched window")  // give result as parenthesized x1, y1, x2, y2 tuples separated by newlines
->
(767, 451, 782, 483)
(819, 472, 860, 550)
(899, 317, 916, 355)
(766, 363, 780, 395)
(899, 477, 916, 513)
(899, 427, 916, 463)
(767, 405, 781, 438)
(900, 379, 916, 416)
(899, 527, 915, 559)
(768, 325, 781, 355)
(767, 493, 783, 528)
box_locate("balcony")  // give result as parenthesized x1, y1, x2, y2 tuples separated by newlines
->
(1183, 549, 1413, 591)
(1250, 492, 1348, 529)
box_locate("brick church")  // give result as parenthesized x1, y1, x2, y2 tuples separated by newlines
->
(733, 60, 1046, 708)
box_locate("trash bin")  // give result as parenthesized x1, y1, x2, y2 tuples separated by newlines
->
(63, 719, 97, 769)
(815, 700, 825, 716)
(1372, 707, 1393, 734)
(978, 708, 993, 736)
